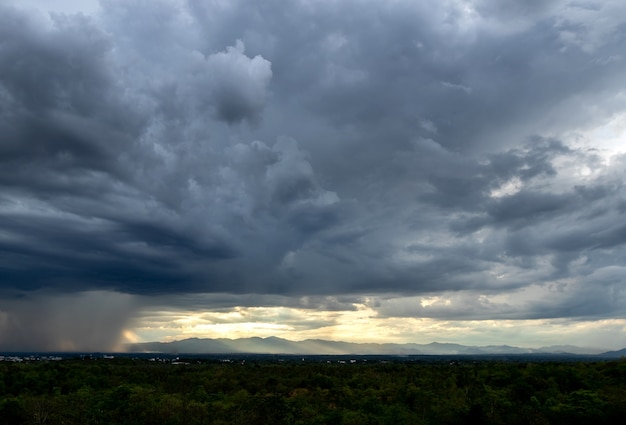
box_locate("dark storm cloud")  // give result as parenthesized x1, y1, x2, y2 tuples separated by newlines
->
(0, 9, 139, 187)
(0, 210, 238, 294)
(198, 0, 626, 162)
(2, 0, 626, 332)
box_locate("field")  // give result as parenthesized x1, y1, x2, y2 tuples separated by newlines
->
(1, 356, 626, 424)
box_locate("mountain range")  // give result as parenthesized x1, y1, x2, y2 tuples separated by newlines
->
(125, 337, 622, 357)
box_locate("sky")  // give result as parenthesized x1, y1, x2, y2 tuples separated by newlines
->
(1, 0, 626, 352)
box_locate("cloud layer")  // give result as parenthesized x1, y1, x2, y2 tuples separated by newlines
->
(2, 0, 626, 350)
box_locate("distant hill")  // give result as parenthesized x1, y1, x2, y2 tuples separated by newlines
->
(538, 345, 605, 355)
(598, 347, 626, 358)
(125, 337, 608, 356)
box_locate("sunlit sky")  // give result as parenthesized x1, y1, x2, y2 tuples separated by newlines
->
(2, 0, 626, 352)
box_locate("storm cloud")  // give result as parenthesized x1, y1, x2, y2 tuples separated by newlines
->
(2, 0, 626, 350)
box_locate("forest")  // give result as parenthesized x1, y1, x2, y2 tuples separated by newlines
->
(1, 356, 625, 424)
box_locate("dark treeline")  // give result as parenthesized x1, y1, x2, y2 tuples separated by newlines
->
(1, 357, 625, 424)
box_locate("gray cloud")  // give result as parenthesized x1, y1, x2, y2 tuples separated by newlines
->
(374, 262, 626, 321)
(2, 0, 626, 349)
(198, 40, 272, 124)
